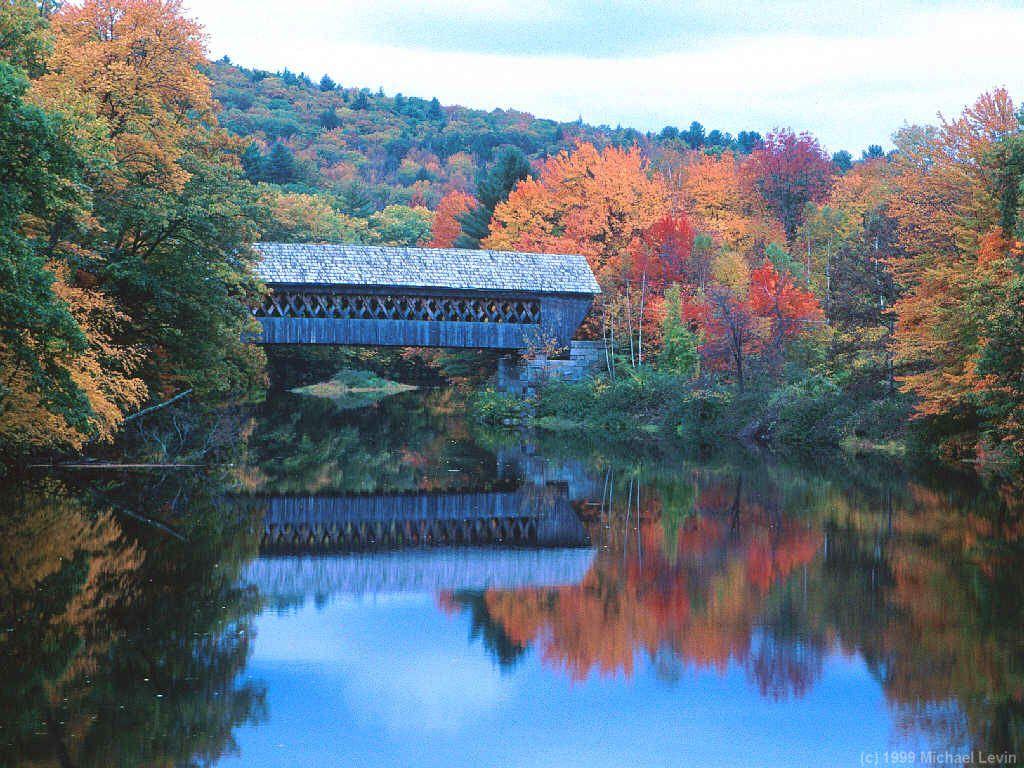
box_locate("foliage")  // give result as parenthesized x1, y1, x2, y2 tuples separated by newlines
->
(887, 90, 1021, 461)
(455, 146, 533, 248)
(747, 129, 835, 241)
(429, 189, 475, 247)
(658, 284, 700, 379)
(485, 142, 671, 286)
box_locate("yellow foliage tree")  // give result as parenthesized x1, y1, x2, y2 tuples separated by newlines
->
(0, 265, 146, 452)
(888, 89, 1020, 453)
(484, 142, 671, 286)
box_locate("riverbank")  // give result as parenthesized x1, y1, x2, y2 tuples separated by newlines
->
(469, 370, 915, 459)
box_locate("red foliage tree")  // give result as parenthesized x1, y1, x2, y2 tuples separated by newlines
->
(748, 260, 824, 359)
(747, 129, 835, 241)
(630, 214, 696, 290)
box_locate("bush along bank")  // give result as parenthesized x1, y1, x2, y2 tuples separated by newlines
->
(469, 370, 915, 456)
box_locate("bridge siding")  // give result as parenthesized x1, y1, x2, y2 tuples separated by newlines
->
(255, 293, 594, 349)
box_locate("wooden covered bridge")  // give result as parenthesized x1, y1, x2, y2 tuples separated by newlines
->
(251, 243, 600, 349)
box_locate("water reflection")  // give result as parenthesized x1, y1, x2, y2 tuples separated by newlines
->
(2, 389, 1022, 766)
(0, 472, 265, 767)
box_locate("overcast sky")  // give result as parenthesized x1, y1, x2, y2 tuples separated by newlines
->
(184, 0, 1024, 153)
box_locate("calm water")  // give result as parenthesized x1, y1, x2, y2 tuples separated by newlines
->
(2, 390, 1022, 767)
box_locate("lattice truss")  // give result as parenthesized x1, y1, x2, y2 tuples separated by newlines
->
(255, 290, 541, 324)
(262, 516, 541, 553)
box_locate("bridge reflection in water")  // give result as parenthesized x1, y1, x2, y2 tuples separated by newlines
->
(242, 485, 595, 599)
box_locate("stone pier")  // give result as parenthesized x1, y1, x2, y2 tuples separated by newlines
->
(495, 340, 606, 395)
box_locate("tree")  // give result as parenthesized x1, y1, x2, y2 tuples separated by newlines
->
(428, 96, 444, 120)
(0, 53, 88, 443)
(1, 2, 146, 455)
(631, 214, 696, 290)
(262, 142, 298, 184)
(887, 89, 1020, 457)
(677, 150, 784, 258)
(748, 259, 824, 364)
(454, 146, 532, 249)
(337, 182, 375, 218)
(370, 204, 432, 245)
(262, 188, 372, 243)
(832, 150, 853, 173)
(429, 190, 475, 247)
(318, 108, 341, 131)
(862, 144, 885, 161)
(659, 284, 700, 379)
(319, 74, 336, 91)
(34, 0, 268, 401)
(484, 142, 671, 285)
(748, 129, 835, 241)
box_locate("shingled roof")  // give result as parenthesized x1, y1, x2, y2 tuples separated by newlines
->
(252, 243, 600, 295)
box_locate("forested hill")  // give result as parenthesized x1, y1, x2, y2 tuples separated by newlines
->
(207, 57, 765, 210)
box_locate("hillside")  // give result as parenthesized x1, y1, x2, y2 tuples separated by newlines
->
(207, 58, 765, 213)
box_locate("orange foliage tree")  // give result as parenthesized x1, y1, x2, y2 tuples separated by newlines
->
(484, 142, 671, 286)
(676, 150, 783, 258)
(429, 190, 475, 247)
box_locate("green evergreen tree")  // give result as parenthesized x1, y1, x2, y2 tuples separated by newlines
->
(240, 141, 263, 181)
(832, 150, 853, 172)
(337, 182, 375, 218)
(658, 284, 700, 379)
(428, 96, 444, 120)
(454, 147, 532, 249)
(318, 108, 341, 131)
(319, 74, 336, 91)
(262, 142, 297, 184)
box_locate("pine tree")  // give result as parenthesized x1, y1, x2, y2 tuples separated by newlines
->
(241, 142, 263, 182)
(454, 147, 532, 249)
(263, 142, 297, 184)
(319, 74, 336, 91)
(337, 182, 375, 218)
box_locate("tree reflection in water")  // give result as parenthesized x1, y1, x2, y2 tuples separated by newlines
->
(2, 389, 1021, 764)
(0, 471, 265, 768)
(439, 456, 1023, 755)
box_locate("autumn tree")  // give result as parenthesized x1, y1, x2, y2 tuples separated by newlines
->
(35, 0, 268, 399)
(630, 214, 696, 290)
(676, 150, 783, 258)
(1, 1, 145, 455)
(748, 259, 824, 365)
(429, 189, 475, 247)
(485, 142, 671, 286)
(748, 129, 835, 241)
(887, 89, 1021, 457)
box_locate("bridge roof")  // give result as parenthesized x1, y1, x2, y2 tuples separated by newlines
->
(253, 243, 600, 295)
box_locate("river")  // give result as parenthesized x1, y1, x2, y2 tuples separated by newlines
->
(1, 389, 1021, 767)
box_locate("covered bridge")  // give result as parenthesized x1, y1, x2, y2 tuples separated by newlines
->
(251, 243, 600, 349)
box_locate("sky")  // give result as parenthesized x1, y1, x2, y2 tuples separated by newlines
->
(184, 0, 1024, 153)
